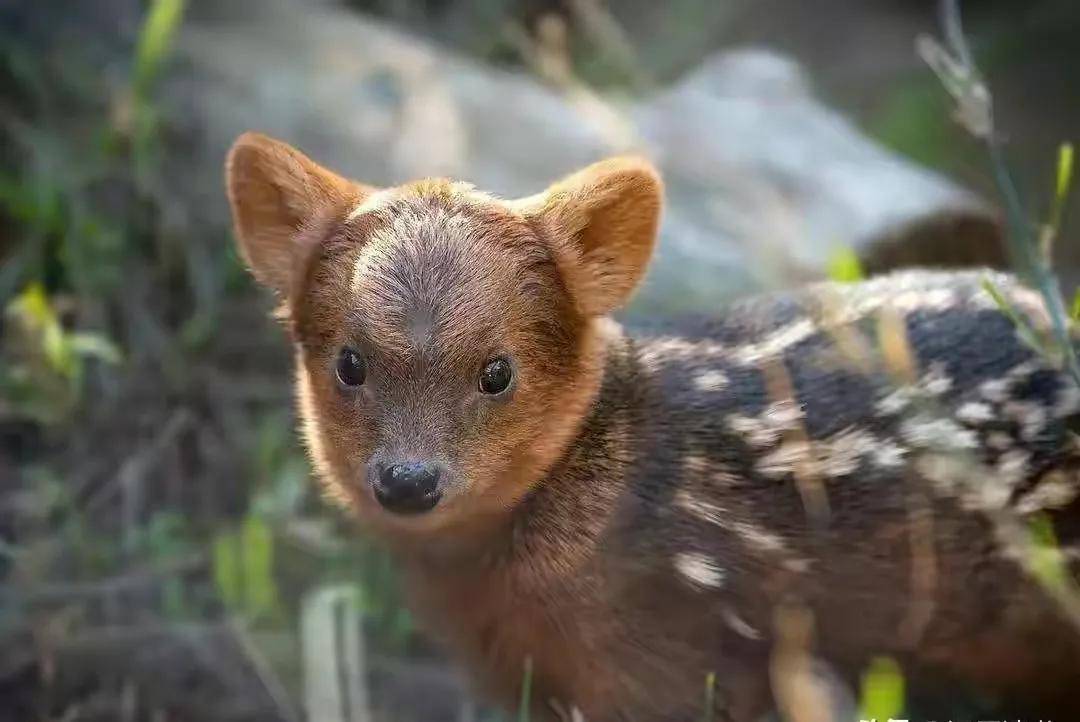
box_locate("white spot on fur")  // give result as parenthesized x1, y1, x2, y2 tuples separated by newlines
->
(1055, 384, 1080, 417)
(995, 448, 1030, 487)
(763, 399, 805, 429)
(875, 365, 952, 417)
(1017, 471, 1079, 514)
(955, 401, 994, 425)
(916, 449, 1025, 513)
(754, 428, 906, 479)
(915, 453, 971, 496)
(900, 414, 979, 451)
(979, 378, 1011, 403)
(694, 369, 729, 392)
(674, 491, 790, 555)
(756, 441, 810, 478)
(871, 441, 907, 469)
(727, 415, 781, 448)
(1006, 359, 1042, 380)
(1003, 400, 1047, 441)
(727, 400, 804, 448)
(675, 552, 725, 589)
(639, 338, 726, 368)
(783, 558, 813, 573)
(732, 318, 817, 365)
(722, 607, 762, 640)
(888, 288, 957, 314)
(922, 364, 954, 395)
(682, 454, 711, 477)
(876, 387, 914, 416)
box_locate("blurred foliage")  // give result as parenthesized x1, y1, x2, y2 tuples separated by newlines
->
(870, 79, 958, 171)
(858, 657, 905, 722)
(702, 671, 716, 722)
(0, 1, 425, 717)
(826, 247, 865, 284)
(213, 513, 283, 624)
(2, 282, 121, 423)
(0, 0, 1078, 720)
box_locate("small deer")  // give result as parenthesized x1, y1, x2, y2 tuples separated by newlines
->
(225, 132, 1080, 721)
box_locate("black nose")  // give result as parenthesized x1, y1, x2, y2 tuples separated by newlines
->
(373, 462, 442, 514)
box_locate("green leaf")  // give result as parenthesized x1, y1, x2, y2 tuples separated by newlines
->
(1028, 513, 1068, 591)
(6, 283, 77, 378)
(1072, 288, 1080, 323)
(1056, 143, 1074, 210)
(827, 247, 864, 283)
(241, 514, 280, 621)
(1044, 142, 1075, 256)
(981, 277, 1052, 359)
(858, 656, 905, 722)
(212, 515, 281, 623)
(7, 282, 53, 328)
(134, 0, 187, 98)
(703, 671, 716, 722)
(517, 656, 534, 722)
(67, 333, 123, 365)
(212, 529, 242, 609)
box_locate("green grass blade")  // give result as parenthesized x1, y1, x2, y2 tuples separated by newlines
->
(1056, 142, 1074, 212)
(981, 277, 1052, 358)
(517, 656, 534, 722)
(134, 0, 187, 98)
(1028, 513, 1069, 592)
(702, 671, 716, 722)
(858, 656, 905, 722)
(827, 247, 864, 283)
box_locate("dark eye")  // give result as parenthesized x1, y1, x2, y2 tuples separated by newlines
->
(335, 349, 366, 387)
(479, 357, 513, 395)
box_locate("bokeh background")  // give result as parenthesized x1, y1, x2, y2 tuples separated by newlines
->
(1, 1, 1078, 720)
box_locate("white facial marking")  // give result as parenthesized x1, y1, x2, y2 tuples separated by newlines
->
(675, 552, 725, 589)
(345, 189, 395, 221)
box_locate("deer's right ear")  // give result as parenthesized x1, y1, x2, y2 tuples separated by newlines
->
(225, 132, 367, 294)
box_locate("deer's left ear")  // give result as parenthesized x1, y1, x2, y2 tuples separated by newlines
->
(515, 157, 663, 317)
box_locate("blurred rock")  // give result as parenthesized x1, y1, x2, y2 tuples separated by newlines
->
(167, 0, 1002, 315)
(634, 50, 1003, 311)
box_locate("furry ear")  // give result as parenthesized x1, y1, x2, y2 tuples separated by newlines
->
(516, 157, 662, 317)
(225, 132, 368, 294)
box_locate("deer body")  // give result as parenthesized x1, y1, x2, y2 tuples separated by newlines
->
(225, 133, 1080, 721)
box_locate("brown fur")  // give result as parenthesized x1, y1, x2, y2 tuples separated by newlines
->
(226, 133, 1080, 721)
